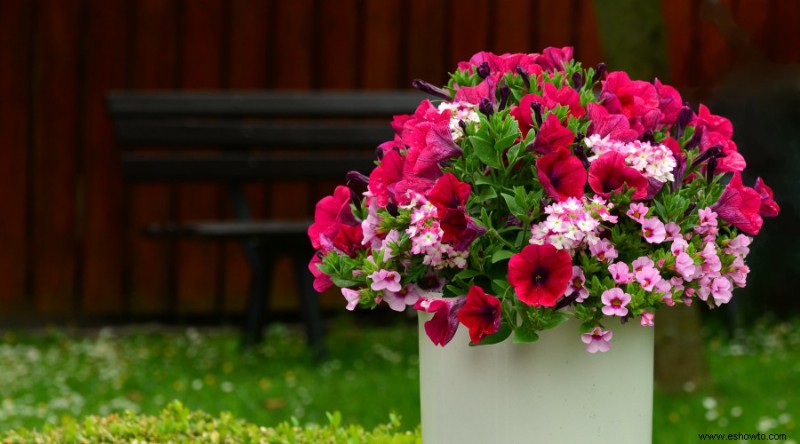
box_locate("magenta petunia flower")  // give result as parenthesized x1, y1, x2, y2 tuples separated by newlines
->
(586, 103, 639, 142)
(601, 288, 631, 317)
(581, 327, 613, 353)
(309, 255, 333, 293)
(414, 296, 466, 346)
(428, 172, 471, 213)
(457, 286, 502, 344)
(588, 152, 648, 200)
(599, 71, 662, 134)
(530, 114, 575, 154)
(368, 149, 405, 208)
(753, 177, 780, 218)
(711, 172, 763, 235)
(508, 244, 573, 307)
(308, 185, 362, 251)
(536, 147, 587, 202)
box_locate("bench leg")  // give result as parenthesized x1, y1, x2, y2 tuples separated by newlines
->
(294, 249, 326, 359)
(241, 238, 270, 346)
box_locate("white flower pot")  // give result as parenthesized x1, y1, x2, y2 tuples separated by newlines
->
(418, 314, 654, 444)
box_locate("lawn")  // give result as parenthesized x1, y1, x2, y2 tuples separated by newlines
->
(0, 316, 797, 443)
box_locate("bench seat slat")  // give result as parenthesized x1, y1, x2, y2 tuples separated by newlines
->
(122, 153, 376, 181)
(108, 91, 427, 118)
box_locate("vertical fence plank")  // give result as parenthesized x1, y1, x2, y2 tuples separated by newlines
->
(362, 0, 406, 89)
(661, 0, 695, 87)
(31, 0, 82, 315)
(81, 0, 129, 315)
(223, 0, 271, 315)
(128, 0, 179, 315)
(270, 0, 315, 311)
(573, 0, 603, 68)
(492, 0, 534, 54)
(0, 0, 33, 313)
(697, 0, 735, 91)
(407, 0, 447, 86)
(176, 0, 226, 315)
(449, 0, 490, 69)
(537, 1, 573, 48)
(321, 0, 359, 89)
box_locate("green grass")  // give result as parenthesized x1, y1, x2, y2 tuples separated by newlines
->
(0, 316, 798, 443)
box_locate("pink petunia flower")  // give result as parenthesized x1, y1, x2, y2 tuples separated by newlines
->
(608, 262, 634, 284)
(640, 312, 655, 327)
(414, 296, 466, 346)
(601, 288, 631, 317)
(641, 217, 667, 243)
(369, 269, 402, 292)
(581, 327, 613, 353)
(457, 286, 502, 344)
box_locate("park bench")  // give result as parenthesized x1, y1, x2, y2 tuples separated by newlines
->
(107, 90, 426, 355)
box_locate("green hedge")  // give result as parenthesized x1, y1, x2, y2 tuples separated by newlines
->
(0, 401, 421, 443)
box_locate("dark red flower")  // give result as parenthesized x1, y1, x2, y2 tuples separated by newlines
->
(308, 186, 360, 250)
(428, 173, 471, 214)
(536, 148, 587, 202)
(414, 296, 466, 346)
(531, 113, 575, 154)
(331, 223, 364, 257)
(438, 208, 485, 250)
(587, 152, 648, 200)
(508, 244, 573, 307)
(711, 172, 763, 235)
(754, 177, 780, 217)
(457, 286, 502, 344)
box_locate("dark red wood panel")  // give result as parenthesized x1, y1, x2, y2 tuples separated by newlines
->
(320, 0, 359, 89)
(31, 0, 82, 314)
(0, 0, 33, 312)
(128, 0, 180, 315)
(362, 0, 405, 89)
(537, 0, 574, 49)
(492, 0, 535, 55)
(223, 0, 272, 314)
(697, 0, 736, 90)
(176, 0, 226, 314)
(81, 0, 129, 315)
(407, 0, 447, 86)
(270, 0, 315, 311)
(449, 0, 490, 70)
(661, 0, 694, 86)
(766, 1, 800, 63)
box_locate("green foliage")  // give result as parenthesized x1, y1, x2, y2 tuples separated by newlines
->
(0, 401, 421, 443)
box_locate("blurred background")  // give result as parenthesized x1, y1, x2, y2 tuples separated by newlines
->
(0, 0, 797, 327)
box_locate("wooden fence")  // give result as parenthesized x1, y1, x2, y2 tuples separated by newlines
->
(0, 0, 797, 322)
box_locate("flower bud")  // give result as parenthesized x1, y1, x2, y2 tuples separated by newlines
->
(479, 97, 494, 117)
(592, 63, 607, 84)
(516, 66, 531, 90)
(476, 62, 491, 79)
(531, 102, 543, 126)
(572, 71, 584, 90)
(674, 106, 693, 139)
(412, 79, 451, 100)
(458, 120, 467, 132)
(499, 85, 511, 110)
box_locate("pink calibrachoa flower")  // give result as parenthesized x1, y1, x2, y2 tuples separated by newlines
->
(581, 327, 613, 353)
(709, 277, 733, 305)
(589, 238, 618, 263)
(382, 286, 422, 312)
(626, 202, 649, 222)
(631, 256, 655, 272)
(635, 266, 662, 292)
(641, 217, 667, 243)
(508, 243, 573, 307)
(565, 266, 590, 302)
(670, 238, 688, 256)
(698, 242, 722, 274)
(608, 262, 634, 284)
(414, 296, 466, 346)
(601, 288, 631, 316)
(640, 312, 655, 327)
(369, 269, 402, 292)
(457, 286, 502, 344)
(674, 252, 697, 281)
(664, 221, 681, 240)
(341, 288, 361, 311)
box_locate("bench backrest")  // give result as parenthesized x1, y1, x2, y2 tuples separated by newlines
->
(107, 91, 427, 182)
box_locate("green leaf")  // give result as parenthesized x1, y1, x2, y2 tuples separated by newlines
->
(331, 278, 360, 288)
(490, 250, 514, 263)
(513, 326, 540, 343)
(469, 135, 501, 169)
(453, 269, 481, 280)
(469, 323, 512, 346)
(540, 311, 569, 330)
(501, 193, 525, 217)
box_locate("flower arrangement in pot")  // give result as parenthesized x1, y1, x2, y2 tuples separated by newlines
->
(307, 46, 779, 353)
